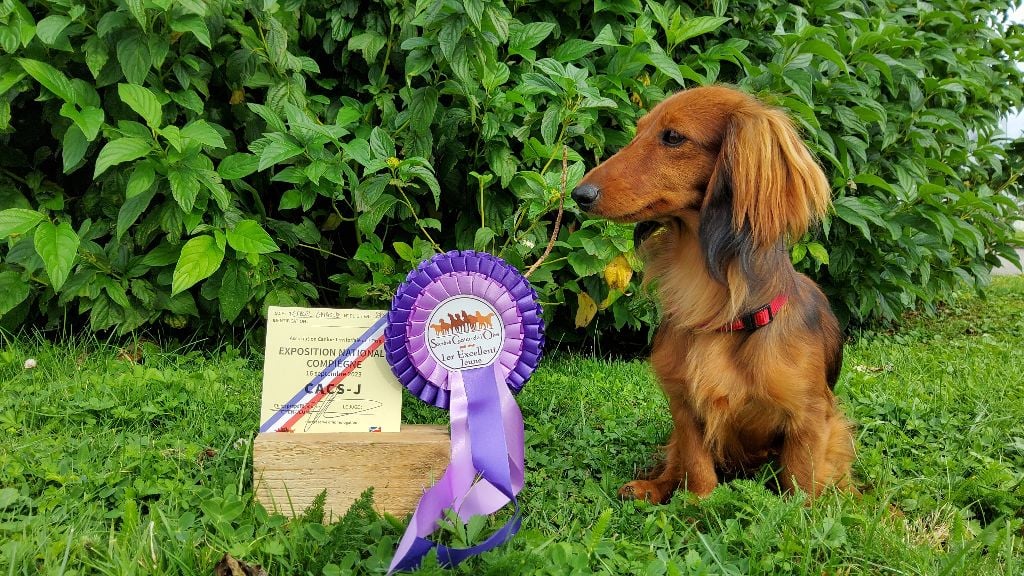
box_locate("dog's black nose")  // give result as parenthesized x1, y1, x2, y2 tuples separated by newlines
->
(571, 183, 600, 210)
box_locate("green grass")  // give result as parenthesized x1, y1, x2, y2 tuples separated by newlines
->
(2, 277, 1023, 575)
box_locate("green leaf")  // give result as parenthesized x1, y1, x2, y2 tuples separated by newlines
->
(195, 169, 230, 210)
(118, 83, 163, 128)
(181, 120, 226, 149)
(0, 71, 26, 96)
(247, 104, 287, 133)
(266, 23, 289, 68)
(509, 22, 556, 56)
(176, 0, 208, 16)
(102, 278, 131, 309)
(335, 106, 362, 128)
(117, 186, 155, 240)
(407, 165, 441, 208)
(0, 271, 30, 317)
(541, 106, 561, 146)
(167, 165, 201, 212)
(171, 234, 225, 295)
(567, 251, 603, 276)
(141, 242, 181, 266)
(463, 0, 484, 28)
(348, 31, 387, 63)
(171, 90, 204, 114)
(117, 34, 152, 85)
(437, 19, 464, 62)
(800, 39, 849, 73)
(17, 58, 76, 103)
(358, 194, 398, 235)
(0, 208, 44, 238)
(126, 163, 156, 199)
(553, 39, 598, 62)
(852, 173, 896, 196)
(218, 261, 250, 322)
(393, 241, 414, 262)
(226, 219, 278, 254)
(790, 242, 808, 264)
(83, 35, 110, 79)
(674, 16, 729, 45)
(482, 62, 510, 92)
(342, 139, 372, 168)
(62, 125, 88, 173)
(218, 153, 260, 180)
(159, 125, 184, 152)
(806, 242, 830, 264)
(171, 14, 211, 48)
(35, 15, 71, 46)
(34, 221, 80, 291)
(473, 227, 495, 252)
(93, 137, 152, 177)
(126, 0, 147, 30)
(852, 53, 894, 88)
(593, 24, 620, 46)
(369, 127, 396, 159)
(59, 103, 104, 141)
(833, 199, 871, 240)
(645, 51, 699, 87)
(520, 73, 562, 96)
(258, 136, 304, 170)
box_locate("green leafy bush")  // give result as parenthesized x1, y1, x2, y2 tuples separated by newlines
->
(0, 0, 1021, 337)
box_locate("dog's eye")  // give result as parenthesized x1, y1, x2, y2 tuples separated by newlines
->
(661, 129, 687, 147)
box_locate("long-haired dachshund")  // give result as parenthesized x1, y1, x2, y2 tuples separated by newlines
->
(572, 86, 854, 502)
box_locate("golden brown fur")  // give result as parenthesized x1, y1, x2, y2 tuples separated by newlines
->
(573, 86, 854, 502)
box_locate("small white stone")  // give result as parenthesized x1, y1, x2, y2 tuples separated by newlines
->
(24, 358, 37, 369)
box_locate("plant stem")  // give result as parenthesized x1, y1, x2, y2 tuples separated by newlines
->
(297, 243, 345, 259)
(525, 146, 567, 278)
(397, 187, 442, 253)
(479, 177, 486, 230)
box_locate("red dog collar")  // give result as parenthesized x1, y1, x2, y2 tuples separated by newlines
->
(717, 294, 788, 332)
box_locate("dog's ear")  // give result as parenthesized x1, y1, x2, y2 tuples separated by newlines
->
(711, 106, 831, 250)
(699, 151, 754, 283)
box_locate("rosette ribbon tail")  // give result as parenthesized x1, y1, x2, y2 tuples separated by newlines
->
(388, 363, 524, 573)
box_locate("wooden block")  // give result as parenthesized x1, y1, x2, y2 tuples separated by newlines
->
(253, 424, 450, 520)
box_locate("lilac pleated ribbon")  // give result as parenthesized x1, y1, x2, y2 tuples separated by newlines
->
(385, 251, 544, 573)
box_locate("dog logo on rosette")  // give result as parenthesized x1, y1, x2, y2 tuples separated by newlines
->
(426, 296, 505, 371)
(429, 309, 496, 336)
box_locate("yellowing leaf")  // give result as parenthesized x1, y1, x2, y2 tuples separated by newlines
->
(603, 254, 633, 292)
(599, 290, 623, 310)
(575, 292, 597, 328)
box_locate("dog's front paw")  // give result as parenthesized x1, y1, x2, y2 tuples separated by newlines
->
(618, 480, 670, 503)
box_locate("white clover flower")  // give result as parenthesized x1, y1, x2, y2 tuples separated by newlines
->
(24, 358, 37, 369)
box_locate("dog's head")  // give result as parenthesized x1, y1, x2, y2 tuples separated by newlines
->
(572, 86, 830, 281)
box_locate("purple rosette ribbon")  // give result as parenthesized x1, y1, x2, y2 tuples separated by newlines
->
(385, 250, 544, 573)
